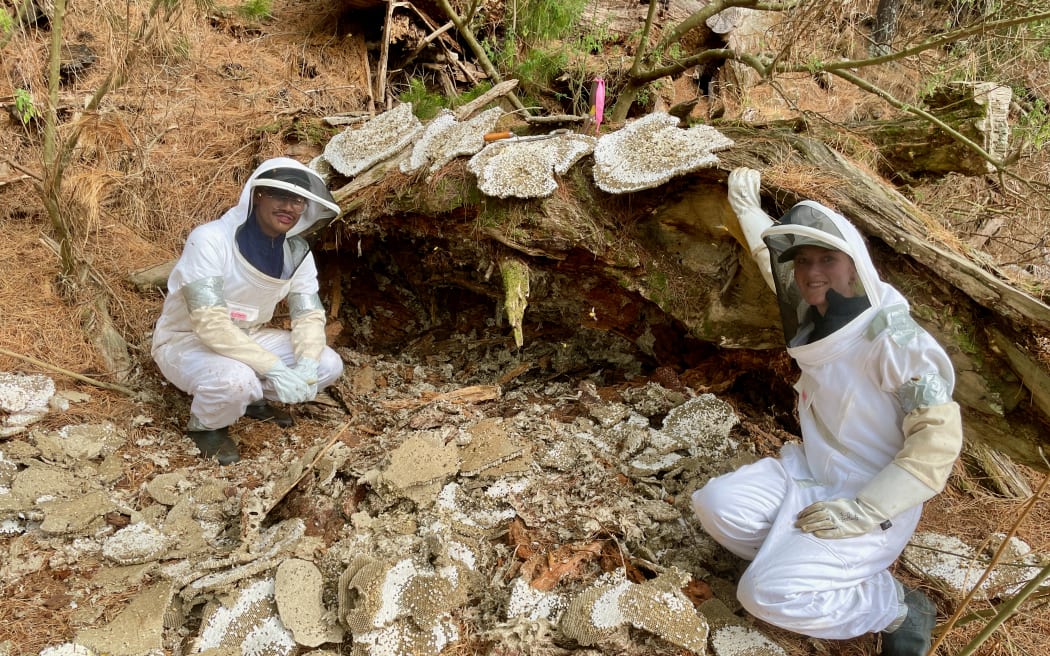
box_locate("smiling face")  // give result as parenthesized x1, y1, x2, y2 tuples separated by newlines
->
(253, 187, 307, 238)
(791, 245, 858, 315)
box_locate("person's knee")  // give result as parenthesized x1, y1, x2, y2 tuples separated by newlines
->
(193, 361, 258, 401)
(737, 573, 791, 625)
(317, 347, 344, 388)
(737, 571, 824, 635)
(691, 480, 736, 532)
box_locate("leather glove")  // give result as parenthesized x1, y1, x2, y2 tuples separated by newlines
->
(291, 357, 320, 401)
(795, 497, 885, 539)
(264, 361, 311, 404)
(726, 167, 776, 291)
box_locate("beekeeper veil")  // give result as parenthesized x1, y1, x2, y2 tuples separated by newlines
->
(238, 157, 340, 237)
(761, 201, 882, 346)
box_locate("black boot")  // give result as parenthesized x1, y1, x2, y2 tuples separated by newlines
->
(187, 427, 240, 465)
(245, 402, 294, 427)
(881, 587, 936, 656)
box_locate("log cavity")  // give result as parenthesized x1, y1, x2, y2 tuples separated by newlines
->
(315, 233, 800, 429)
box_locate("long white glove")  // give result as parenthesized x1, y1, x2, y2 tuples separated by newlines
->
(265, 361, 312, 404)
(288, 292, 328, 363)
(797, 460, 941, 539)
(795, 497, 883, 539)
(291, 357, 320, 401)
(726, 167, 776, 292)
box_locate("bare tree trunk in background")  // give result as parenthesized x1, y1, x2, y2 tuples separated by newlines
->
(871, 0, 901, 56)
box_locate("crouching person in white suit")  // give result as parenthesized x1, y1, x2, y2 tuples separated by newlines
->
(692, 168, 962, 655)
(152, 157, 345, 465)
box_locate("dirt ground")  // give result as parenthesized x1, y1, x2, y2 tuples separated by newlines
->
(2, 1, 1050, 655)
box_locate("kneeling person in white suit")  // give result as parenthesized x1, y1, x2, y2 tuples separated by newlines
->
(152, 158, 345, 465)
(692, 168, 962, 655)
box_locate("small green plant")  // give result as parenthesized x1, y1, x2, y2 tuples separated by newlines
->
(14, 89, 37, 125)
(236, 0, 272, 21)
(514, 0, 588, 43)
(1, 8, 14, 36)
(451, 82, 494, 108)
(513, 48, 567, 91)
(1019, 98, 1050, 150)
(576, 23, 611, 55)
(399, 78, 446, 121)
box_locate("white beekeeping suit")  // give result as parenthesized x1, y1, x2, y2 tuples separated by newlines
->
(152, 157, 344, 463)
(692, 168, 961, 654)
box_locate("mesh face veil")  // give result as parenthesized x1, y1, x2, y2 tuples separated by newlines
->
(245, 162, 341, 237)
(762, 202, 873, 346)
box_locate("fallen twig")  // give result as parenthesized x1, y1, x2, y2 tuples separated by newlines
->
(0, 346, 136, 396)
(264, 419, 354, 516)
(930, 468, 1050, 652)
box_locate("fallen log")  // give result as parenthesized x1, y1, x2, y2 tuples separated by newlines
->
(319, 117, 1050, 466)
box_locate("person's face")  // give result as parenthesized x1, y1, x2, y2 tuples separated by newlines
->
(253, 187, 307, 238)
(792, 245, 858, 315)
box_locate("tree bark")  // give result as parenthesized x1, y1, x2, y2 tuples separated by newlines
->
(871, 0, 901, 56)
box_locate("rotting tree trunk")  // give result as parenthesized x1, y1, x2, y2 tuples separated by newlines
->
(852, 82, 1012, 179)
(765, 82, 1012, 180)
(313, 118, 1050, 467)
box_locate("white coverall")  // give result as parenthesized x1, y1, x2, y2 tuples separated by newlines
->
(152, 158, 344, 429)
(692, 184, 962, 639)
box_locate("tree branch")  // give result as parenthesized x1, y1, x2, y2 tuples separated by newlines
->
(0, 346, 136, 396)
(435, 0, 529, 114)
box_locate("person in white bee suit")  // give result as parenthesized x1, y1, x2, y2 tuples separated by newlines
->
(691, 168, 963, 655)
(152, 157, 345, 465)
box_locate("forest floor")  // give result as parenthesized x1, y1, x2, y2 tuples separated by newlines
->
(2, 1, 1049, 655)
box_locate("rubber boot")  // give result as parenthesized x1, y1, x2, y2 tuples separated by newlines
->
(881, 587, 936, 656)
(186, 415, 240, 465)
(245, 402, 294, 427)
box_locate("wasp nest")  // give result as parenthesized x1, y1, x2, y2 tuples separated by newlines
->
(340, 555, 464, 656)
(711, 625, 789, 656)
(274, 558, 344, 647)
(622, 393, 742, 478)
(903, 531, 1050, 600)
(559, 568, 709, 652)
(468, 133, 597, 199)
(592, 112, 734, 193)
(400, 106, 504, 177)
(323, 103, 423, 177)
(194, 577, 297, 656)
(101, 521, 171, 565)
(0, 371, 56, 437)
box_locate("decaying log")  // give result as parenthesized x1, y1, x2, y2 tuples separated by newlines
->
(322, 117, 1050, 464)
(851, 82, 1012, 178)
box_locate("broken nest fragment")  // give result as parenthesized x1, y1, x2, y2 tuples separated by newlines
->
(322, 103, 423, 177)
(194, 577, 297, 656)
(340, 555, 463, 656)
(559, 568, 709, 652)
(275, 558, 344, 647)
(0, 371, 57, 436)
(592, 112, 735, 193)
(400, 106, 504, 177)
(467, 132, 596, 199)
(902, 531, 1050, 600)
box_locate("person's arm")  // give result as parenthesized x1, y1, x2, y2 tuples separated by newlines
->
(797, 374, 963, 539)
(287, 291, 327, 399)
(726, 167, 776, 292)
(288, 292, 326, 363)
(183, 275, 281, 374)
